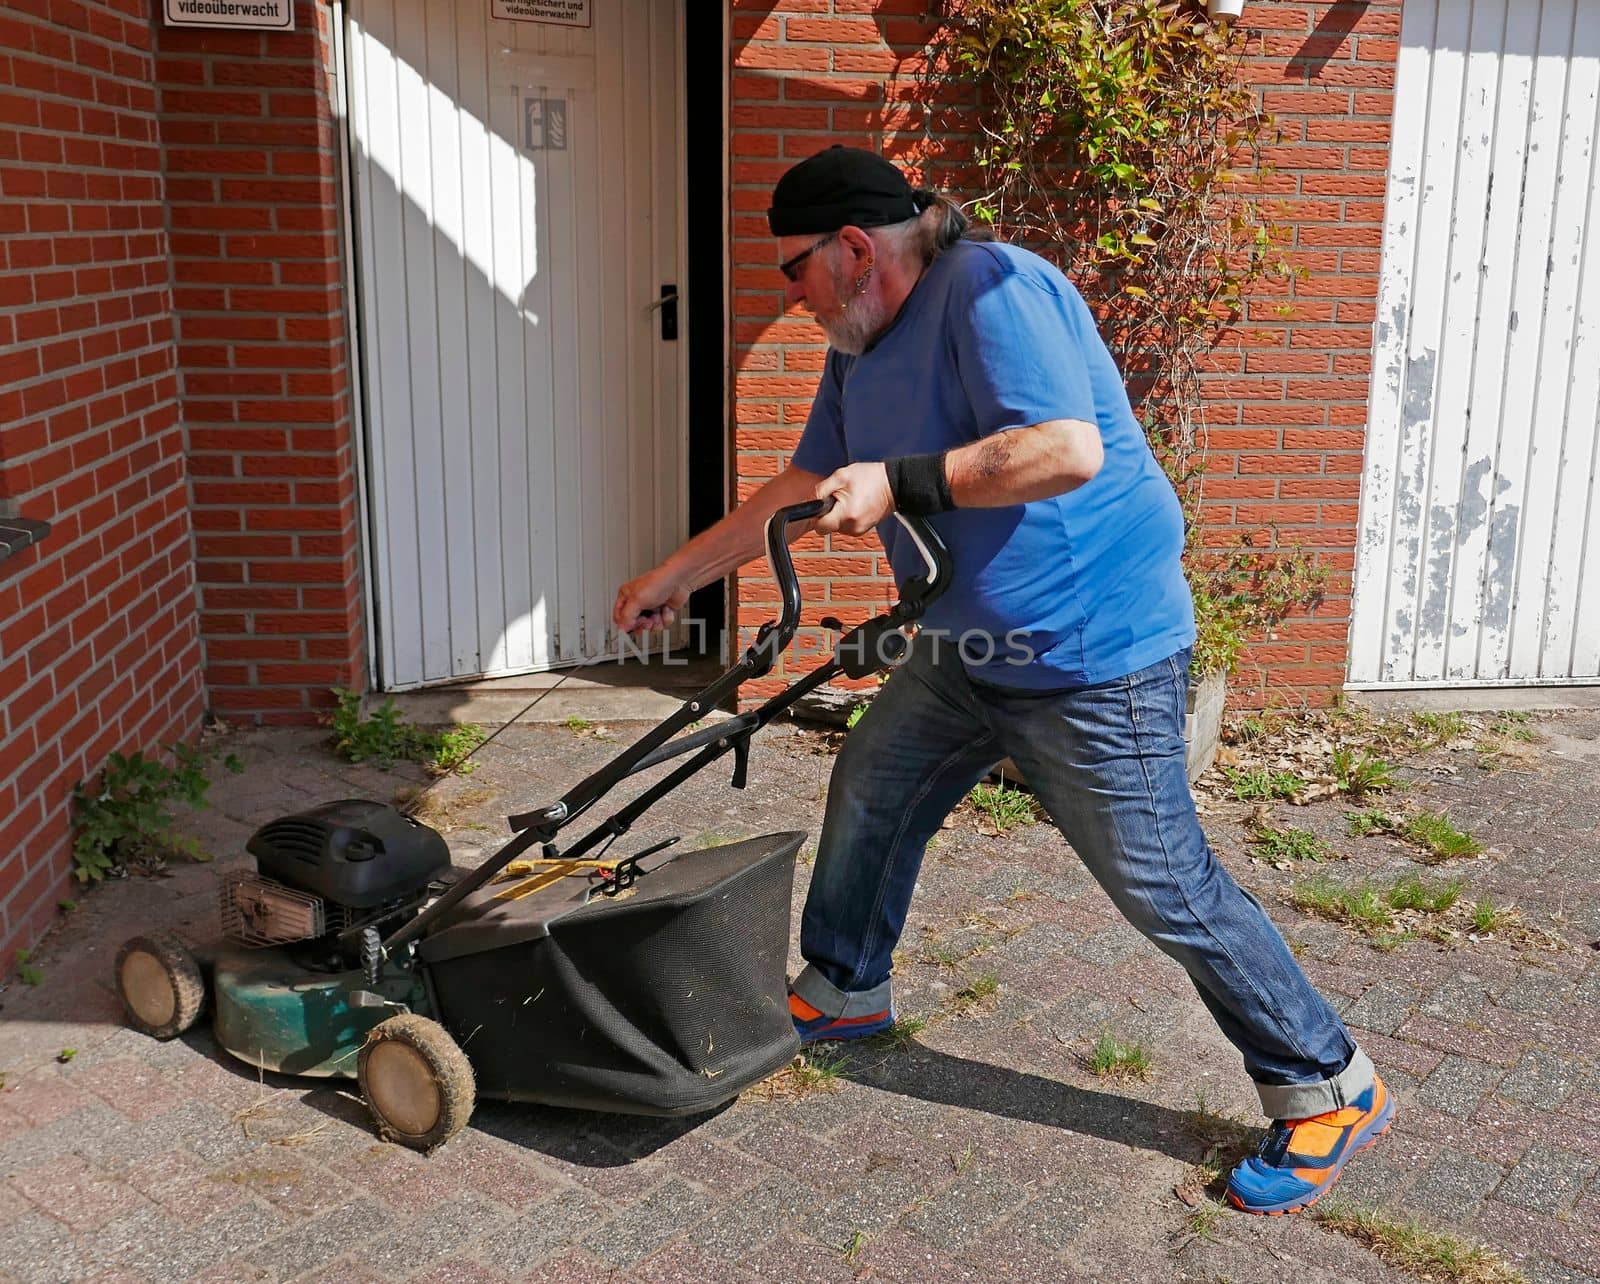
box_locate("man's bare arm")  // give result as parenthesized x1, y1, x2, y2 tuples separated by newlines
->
(613, 464, 825, 632)
(811, 419, 1104, 537)
(943, 418, 1103, 507)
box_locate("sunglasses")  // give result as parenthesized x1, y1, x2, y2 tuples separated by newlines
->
(778, 232, 838, 283)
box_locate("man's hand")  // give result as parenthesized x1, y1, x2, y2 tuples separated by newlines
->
(614, 566, 692, 635)
(814, 462, 894, 535)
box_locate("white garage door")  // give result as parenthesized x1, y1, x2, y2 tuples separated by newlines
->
(346, 0, 687, 689)
(1348, 0, 1600, 688)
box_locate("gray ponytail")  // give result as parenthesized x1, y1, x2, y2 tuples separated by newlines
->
(874, 188, 981, 268)
(912, 187, 970, 255)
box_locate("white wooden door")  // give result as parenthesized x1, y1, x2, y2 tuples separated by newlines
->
(1349, 0, 1600, 688)
(346, 0, 686, 688)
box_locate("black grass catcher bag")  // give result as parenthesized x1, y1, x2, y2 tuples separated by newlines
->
(418, 832, 804, 1116)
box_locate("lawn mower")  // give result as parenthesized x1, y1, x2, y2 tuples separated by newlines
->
(113, 500, 951, 1150)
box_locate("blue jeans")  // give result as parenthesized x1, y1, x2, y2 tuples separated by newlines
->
(791, 634, 1373, 1119)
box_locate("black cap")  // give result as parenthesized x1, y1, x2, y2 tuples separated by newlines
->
(767, 145, 921, 236)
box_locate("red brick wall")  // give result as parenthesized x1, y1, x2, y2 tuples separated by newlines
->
(158, 0, 364, 725)
(1212, 1, 1399, 705)
(0, 0, 205, 961)
(727, 0, 1399, 708)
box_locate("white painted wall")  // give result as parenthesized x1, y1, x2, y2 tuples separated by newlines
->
(1349, 0, 1599, 687)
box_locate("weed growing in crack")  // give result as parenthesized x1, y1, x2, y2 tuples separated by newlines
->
(872, 1015, 928, 1049)
(1409, 711, 1467, 744)
(1291, 879, 1392, 932)
(1087, 1032, 1151, 1080)
(1224, 767, 1307, 802)
(330, 689, 484, 774)
(1401, 811, 1483, 863)
(1474, 713, 1541, 771)
(968, 780, 1038, 833)
(1469, 898, 1517, 935)
(1186, 1199, 1227, 1240)
(1346, 808, 1395, 838)
(755, 1050, 845, 1101)
(1290, 872, 1462, 946)
(1387, 872, 1463, 914)
(950, 973, 999, 1014)
(1313, 1204, 1526, 1284)
(1331, 747, 1396, 798)
(1250, 825, 1331, 862)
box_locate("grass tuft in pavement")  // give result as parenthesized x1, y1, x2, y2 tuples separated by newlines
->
(1291, 879, 1392, 931)
(1224, 766, 1308, 802)
(1387, 872, 1462, 913)
(1250, 824, 1331, 862)
(871, 1014, 928, 1049)
(753, 1049, 846, 1101)
(968, 780, 1038, 833)
(1186, 1198, 1227, 1240)
(1475, 712, 1541, 771)
(950, 972, 999, 1014)
(1470, 897, 1515, 934)
(1290, 872, 1462, 945)
(1175, 1095, 1255, 1204)
(1401, 811, 1484, 862)
(1087, 1031, 1151, 1080)
(1410, 710, 1468, 744)
(1332, 746, 1397, 798)
(1346, 807, 1395, 838)
(1314, 1204, 1527, 1284)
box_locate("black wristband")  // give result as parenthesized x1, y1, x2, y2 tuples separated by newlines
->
(884, 451, 954, 516)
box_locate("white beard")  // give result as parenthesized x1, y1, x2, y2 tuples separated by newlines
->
(818, 264, 891, 355)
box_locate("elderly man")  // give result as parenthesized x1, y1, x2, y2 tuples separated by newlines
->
(613, 146, 1391, 1216)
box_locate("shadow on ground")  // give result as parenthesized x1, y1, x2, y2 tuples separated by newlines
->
(841, 1041, 1208, 1164)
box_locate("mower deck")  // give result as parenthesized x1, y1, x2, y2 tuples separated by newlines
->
(208, 945, 427, 1078)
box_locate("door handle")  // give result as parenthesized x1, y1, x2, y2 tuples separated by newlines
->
(648, 285, 678, 341)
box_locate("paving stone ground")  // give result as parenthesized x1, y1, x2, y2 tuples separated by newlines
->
(2, 704, 1599, 1283)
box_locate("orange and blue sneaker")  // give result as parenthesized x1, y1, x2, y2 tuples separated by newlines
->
(1226, 1075, 1395, 1216)
(788, 991, 895, 1044)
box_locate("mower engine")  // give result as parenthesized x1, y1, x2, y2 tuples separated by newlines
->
(221, 800, 451, 970)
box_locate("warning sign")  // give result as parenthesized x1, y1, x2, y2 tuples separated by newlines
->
(164, 0, 293, 29)
(492, 0, 590, 27)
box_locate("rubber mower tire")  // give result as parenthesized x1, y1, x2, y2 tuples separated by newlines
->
(358, 1012, 475, 1152)
(114, 934, 206, 1040)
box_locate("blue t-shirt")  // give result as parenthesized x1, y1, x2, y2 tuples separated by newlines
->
(792, 239, 1194, 688)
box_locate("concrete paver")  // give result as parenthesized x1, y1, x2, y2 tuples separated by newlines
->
(2, 707, 1598, 1281)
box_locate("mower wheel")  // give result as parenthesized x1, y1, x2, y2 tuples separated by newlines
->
(114, 934, 206, 1039)
(358, 1013, 474, 1152)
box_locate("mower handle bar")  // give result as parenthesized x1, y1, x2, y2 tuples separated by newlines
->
(762, 497, 828, 654)
(380, 498, 953, 959)
(762, 498, 952, 646)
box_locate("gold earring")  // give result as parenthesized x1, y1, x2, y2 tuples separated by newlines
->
(854, 257, 875, 294)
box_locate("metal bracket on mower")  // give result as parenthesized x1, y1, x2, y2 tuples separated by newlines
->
(596, 855, 640, 896)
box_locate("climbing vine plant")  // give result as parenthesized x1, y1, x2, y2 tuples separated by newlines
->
(938, 0, 1320, 677)
(940, 0, 1289, 478)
